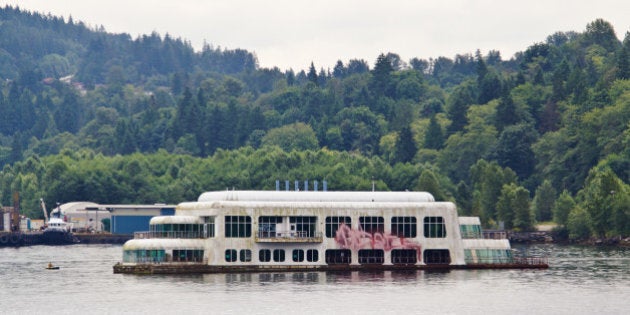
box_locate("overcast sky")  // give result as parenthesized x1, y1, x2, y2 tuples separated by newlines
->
(2, 0, 629, 71)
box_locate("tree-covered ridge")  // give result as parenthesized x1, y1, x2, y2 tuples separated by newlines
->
(0, 6, 258, 83)
(0, 6, 629, 239)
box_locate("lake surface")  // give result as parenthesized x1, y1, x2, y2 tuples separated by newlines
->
(1, 244, 628, 314)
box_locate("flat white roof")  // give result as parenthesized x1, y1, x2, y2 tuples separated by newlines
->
(150, 216, 204, 225)
(123, 238, 205, 250)
(198, 190, 435, 203)
(459, 217, 481, 225)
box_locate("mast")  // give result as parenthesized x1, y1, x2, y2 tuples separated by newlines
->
(40, 198, 49, 223)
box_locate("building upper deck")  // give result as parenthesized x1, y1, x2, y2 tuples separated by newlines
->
(197, 190, 435, 203)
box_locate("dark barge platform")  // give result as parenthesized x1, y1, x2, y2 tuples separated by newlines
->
(0, 232, 132, 247)
(113, 258, 549, 275)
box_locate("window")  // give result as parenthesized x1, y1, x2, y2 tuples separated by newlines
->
(292, 249, 304, 262)
(225, 249, 237, 262)
(203, 216, 215, 238)
(150, 223, 206, 238)
(240, 249, 252, 262)
(307, 249, 319, 262)
(423, 216, 446, 238)
(325, 216, 351, 237)
(391, 216, 417, 238)
(460, 224, 481, 239)
(225, 216, 252, 238)
(464, 249, 473, 263)
(325, 249, 351, 265)
(358, 249, 384, 264)
(391, 249, 417, 264)
(123, 249, 166, 263)
(423, 249, 451, 264)
(259, 216, 282, 237)
(473, 249, 513, 264)
(259, 249, 271, 262)
(289, 216, 317, 237)
(273, 249, 285, 262)
(360, 216, 384, 234)
(173, 249, 204, 262)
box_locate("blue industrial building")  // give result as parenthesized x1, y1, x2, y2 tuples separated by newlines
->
(108, 205, 175, 234)
(62, 203, 176, 235)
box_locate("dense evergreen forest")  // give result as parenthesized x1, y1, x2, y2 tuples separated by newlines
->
(0, 6, 629, 240)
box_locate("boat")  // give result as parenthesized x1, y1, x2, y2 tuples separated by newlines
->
(41, 200, 79, 245)
(46, 262, 60, 270)
(113, 190, 548, 274)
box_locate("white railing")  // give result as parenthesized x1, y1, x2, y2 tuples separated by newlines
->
(256, 230, 323, 240)
(134, 231, 206, 239)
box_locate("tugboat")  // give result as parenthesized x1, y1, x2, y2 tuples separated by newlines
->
(41, 200, 79, 245)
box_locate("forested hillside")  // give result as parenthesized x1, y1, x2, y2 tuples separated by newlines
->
(0, 6, 628, 240)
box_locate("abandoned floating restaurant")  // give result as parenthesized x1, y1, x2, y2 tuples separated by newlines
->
(113, 190, 548, 274)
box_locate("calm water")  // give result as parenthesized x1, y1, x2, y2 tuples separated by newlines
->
(0, 244, 629, 314)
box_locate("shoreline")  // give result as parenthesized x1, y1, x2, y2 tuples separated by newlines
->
(508, 230, 630, 246)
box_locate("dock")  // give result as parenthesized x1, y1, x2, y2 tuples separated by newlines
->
(0, 231, 132, 247)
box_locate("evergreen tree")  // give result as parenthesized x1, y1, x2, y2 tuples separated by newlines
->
(286, 69, 296, 86)
(616, 32, 630, 80)
(533, 180, 557, 222)
(583, 18, 620, 52)
(475, 50, 488, 84)
(172, 88, 193, 139)
(455, 181, 472, 215)
(478, 71, 502, 105)
(551, 59, 570, 101)
(9, 132, 24, 164)
(333, 60, 345, 78)
(115, 119, 139, 154)
(446, 83, 475, 134)
(370, 53, 394, 98)
(307, 62, 318, 86)
(512, 185, 534, 231)
(494, 88, 519, 132)
(476, 50, 502, 104)
(54, 87, 81, 133)
(494, 124, 538, 181)
(424, 115, 444, 149)
(567, 68, 589, 105)
(394, 125, 417, 164)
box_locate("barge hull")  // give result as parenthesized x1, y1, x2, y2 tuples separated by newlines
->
(113, 262, 549, 275)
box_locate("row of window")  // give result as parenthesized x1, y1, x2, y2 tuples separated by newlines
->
(225, 249, 320, 263)
(224, 216, 447, 238)
(464, 249, 513, 264)
(122, 249, 204, 263)
(223, 249, 451, 265)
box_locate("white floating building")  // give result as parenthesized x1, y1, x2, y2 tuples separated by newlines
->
(114, 190, 547, 274)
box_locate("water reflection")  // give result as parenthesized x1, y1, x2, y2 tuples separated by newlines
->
(1, 244, 629, 314)
(191, 269, 463, 287)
